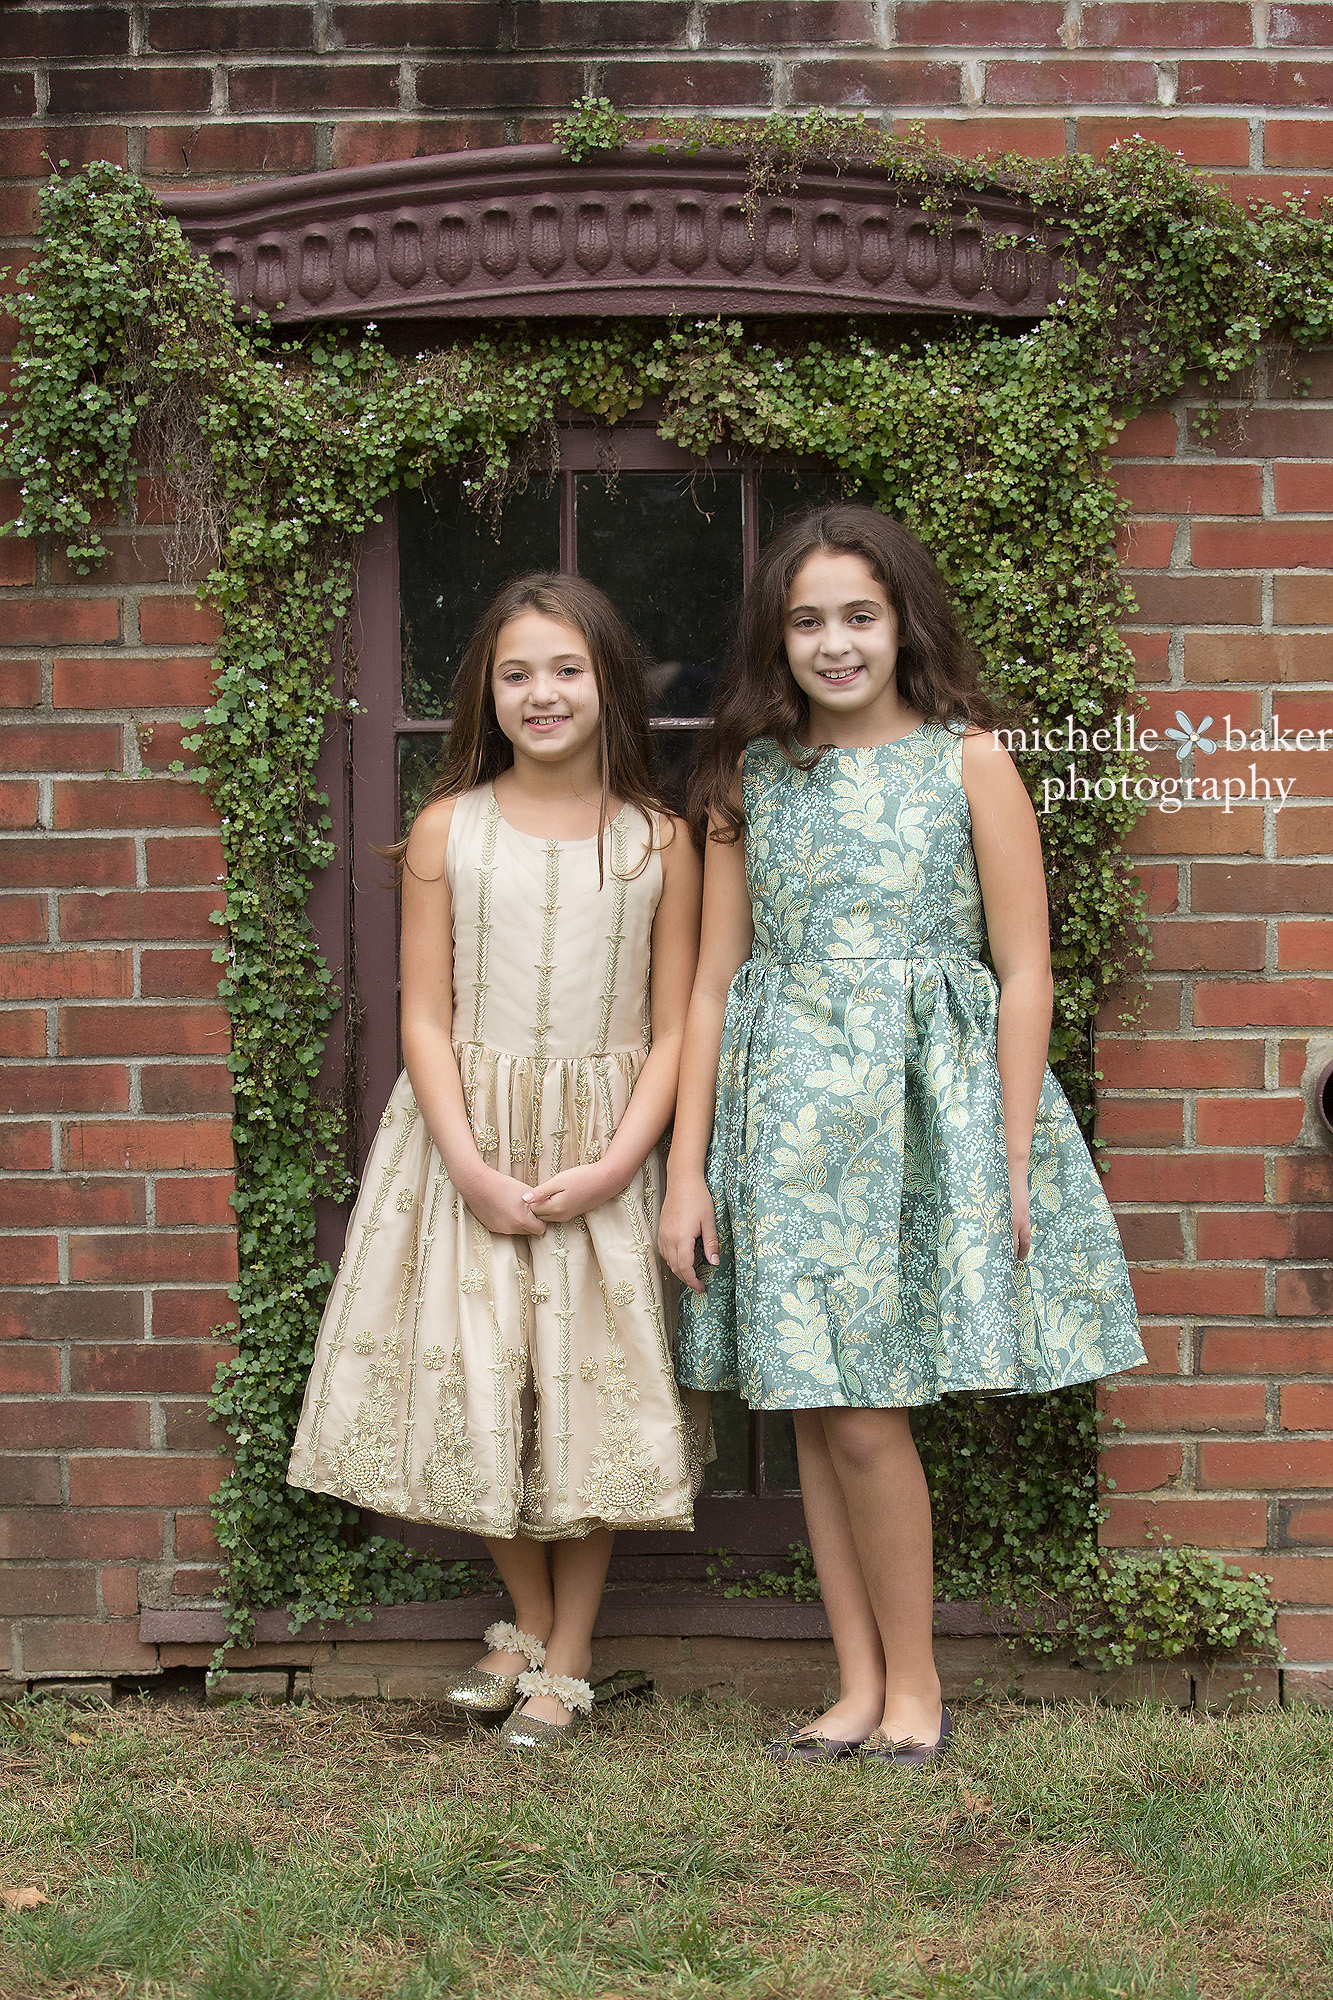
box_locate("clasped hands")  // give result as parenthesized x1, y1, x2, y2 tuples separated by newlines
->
(458, 1159, 619, 1237)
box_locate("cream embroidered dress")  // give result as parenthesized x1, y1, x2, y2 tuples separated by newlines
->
(676, 725, 1146, 1409)
(288, 784, 705, 1539)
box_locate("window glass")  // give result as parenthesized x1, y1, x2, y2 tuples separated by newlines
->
(703, 1389, 751, 1493)
(397, 736, 444, 836)
(574, 473, 742, 719)
(399, 479, 561, 718)
(762, 1412, 801, 1492)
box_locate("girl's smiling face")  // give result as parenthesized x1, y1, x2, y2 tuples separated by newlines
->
(784, 549, 903, 737)
(491, 610, 602, 770)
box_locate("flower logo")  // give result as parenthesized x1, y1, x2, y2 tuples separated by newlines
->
(1163, 711, 1218, 762)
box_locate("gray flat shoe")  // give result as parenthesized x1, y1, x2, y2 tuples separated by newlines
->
(858, 1703, 952, 1768)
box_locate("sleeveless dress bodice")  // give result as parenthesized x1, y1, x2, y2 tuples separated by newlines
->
(676, 724, 1145, 1410)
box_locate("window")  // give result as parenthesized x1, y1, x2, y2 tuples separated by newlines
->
(340, 413, 863, 1546)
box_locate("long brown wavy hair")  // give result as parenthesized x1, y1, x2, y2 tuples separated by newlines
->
(690, 505, 1012, 843)
(394, 572, 669, 881)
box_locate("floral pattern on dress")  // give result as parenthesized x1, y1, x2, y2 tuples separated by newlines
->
(676, 725, 1146, 1410)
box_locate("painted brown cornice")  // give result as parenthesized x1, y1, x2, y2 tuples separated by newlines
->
(158, 143, 1073, 324)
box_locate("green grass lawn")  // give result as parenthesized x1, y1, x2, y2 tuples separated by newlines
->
(1, 1691, 1330, 2000)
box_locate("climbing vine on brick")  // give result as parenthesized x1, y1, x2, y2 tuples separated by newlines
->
(6, 117, 1325, 1655)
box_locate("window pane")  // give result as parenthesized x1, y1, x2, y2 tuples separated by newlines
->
(761, 1412, 800, 1492)
(399, 479, 561, 718)
(649, 725, 708, 816)
(397, 735, 445, 836)
(757, 468, 877, 546)
(575, 473, 742, 720)
(703, 1389, 752, 1494)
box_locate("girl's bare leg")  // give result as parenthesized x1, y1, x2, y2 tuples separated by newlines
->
(791, 1410, 889, 1742)
(517, 1527, 615, 1724)
(480, 1535, 555, 1674)
(821, 1406, 942, 1745)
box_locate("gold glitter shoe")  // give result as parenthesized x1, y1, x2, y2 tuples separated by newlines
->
(499, 1669, 594, 1752)
(440, 1622, 546, 1721)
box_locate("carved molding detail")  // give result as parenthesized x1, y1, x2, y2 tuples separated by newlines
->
(160, 144, 1073, 324)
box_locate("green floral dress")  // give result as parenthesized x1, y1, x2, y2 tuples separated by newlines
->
(676, 723, 1145, 1410)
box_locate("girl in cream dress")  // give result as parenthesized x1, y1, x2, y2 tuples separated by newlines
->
(288, 573, 706, 1747)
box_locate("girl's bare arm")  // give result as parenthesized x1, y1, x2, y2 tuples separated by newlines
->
(399, 799, 543, 1238)
(526, 815, 703, 1224)
(658, 823, 754, 1291)
(961, 728, 1055, 1260)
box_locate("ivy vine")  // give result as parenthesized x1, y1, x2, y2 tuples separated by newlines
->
(5, 111, 1325, 1661)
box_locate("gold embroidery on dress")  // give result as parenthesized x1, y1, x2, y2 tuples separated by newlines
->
(471, 792, 500, 1045)
(594, 813, 629, 1055)
(420, 1346, 487, 1527)
(531, 839, 561, 1068)
(327, 1355, 403, 1507)
(578, 1277, 666, 1521)
(400, 1169, 447, 1490)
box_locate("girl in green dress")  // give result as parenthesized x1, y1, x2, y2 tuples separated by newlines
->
(660, 506, 1145, 1766)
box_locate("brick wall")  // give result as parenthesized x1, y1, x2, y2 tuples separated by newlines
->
(1, 1, 1331, 1699)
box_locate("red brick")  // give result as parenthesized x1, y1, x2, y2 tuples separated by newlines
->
(1269, 5, 1333, 44)
(1266, 119, 1333, 168)
(1194, 1094, 1305, 1146)
(0, 781, 40, 831)
(1081, 3, 1252, 42)
(1282, 1383, 1333, 1430)
(0, 1457, 61, 1507)
(1202, 1325, 1333, 1374)
(68, 1232, 238, 1286)
(1110, 409, 1179, 457)
(330, 116, 508, 165)
(1112, 461, 1262, 515)
(136, 596, 223, 645)
(598, 58, 776, 106)
(53, 777, 217, 832)
(2, 600, 120, 647)
(1245, 1554, 1333, 1604)
(0, 722, 122, 773)
(229, 63, 401, 111)
(0, 1510, 163, 1560)
(1148, 920, 1265, 971)
(2, 838, 137, 889)
(0, 73, 36, 118)
(145, 3, 318, 50)
(163, 1399, 223, 1450)
(1283, 1500, 1333, 1544)
(1132, 863, 1181, 914)
(0, 127, 128, 177)
(0, 661, 41, 709)
(1100, 1494, 1268, 1546)
(0, 1569, 99, 1618)
(897, 115, 1069, 156)
(1101, 1382, 1267, 1435)
(1184, 632, 1330, 683)
(1099, 1442, 1183, 1491)
(171, 1564, 224, 1596)
(50, 537, 175, 590)
(62, 1119, 235, 1173)
(1132, 1266, 1266, 1315)
(895, 2, 1062, 41)
(1180, 58, 1333, 104)
(1127, 799, 1261, 859)
(1104, 1152, 1266, 1203)
(19, 1618, 159, 1676)
(143, 123, 318, 179)
(0, 6, 129, 57)
(1198, 406, 1333, 458)
(0, 1178, 143, 1229)
(47, 65, 212, 116)
(1115, 1210, 1185, 1260)
(1276, 1611, 1333, 1659)
(1191, 519, 1333, 567)
(0, 1236, 59, 1284)
(1076, 112, 1252, 163)
(152, 1291, 235, 1341)
(67, 1455, 227, 1508)
(3, 1400, 151, 1451)
(0, 1123, 51, 1171)
(1123, 631, 1171, 682)
(1194, 979, 1333, 1028)
(145, 836, 225, 887)
(0, 1289, 143, 1344)
(513, 0, 687, 43)
(52, 657, 217, 710)
(1097, 978, 1183, 1032)
(1117, 519, 1177, 567)
(140, 1065, 234, 1114)
(70, 1343, 230, 1395)
(0, 538, 36, 588)
(1193, 862, 1333, 912)
(1136, 1325, 1186, 1373)
(58, 888, 224, 942)
(1095, 1097, 1185, 1146)
(0, 1065, 130, 1116)
(1280, 1037, 1311, 1084)
(1096, 1038, 1264, 1088)
(0, 187, 40, 239)
(1290, 1210, 1333, 1258)
(0, 1344, 60, 1394)
(138, 719, 205, 772)
(1275, 573, 1333, 623)
(58, 1003, 230, 1059)
(175, 1512, 222, 1559)
(1275, 693, 1333, 734)
(139, 948, 224, 1000)
(0, 949, 132, 1002)
(0, 1010, 46, 1057)
(1124, 573, 1262, 624)
(1278, 1266, 1333, 1316)
(155, 1177, 236, 1227)
(100, 1565, 141, 1618)
(1273, 461, 1333, 511)
(1279, 920, 1333, 967)
(987, 59, 1159, 103)
(1199, 1439, 1333, 1487)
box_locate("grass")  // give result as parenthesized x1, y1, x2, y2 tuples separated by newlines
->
(1, 1691, 1331, 2000)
